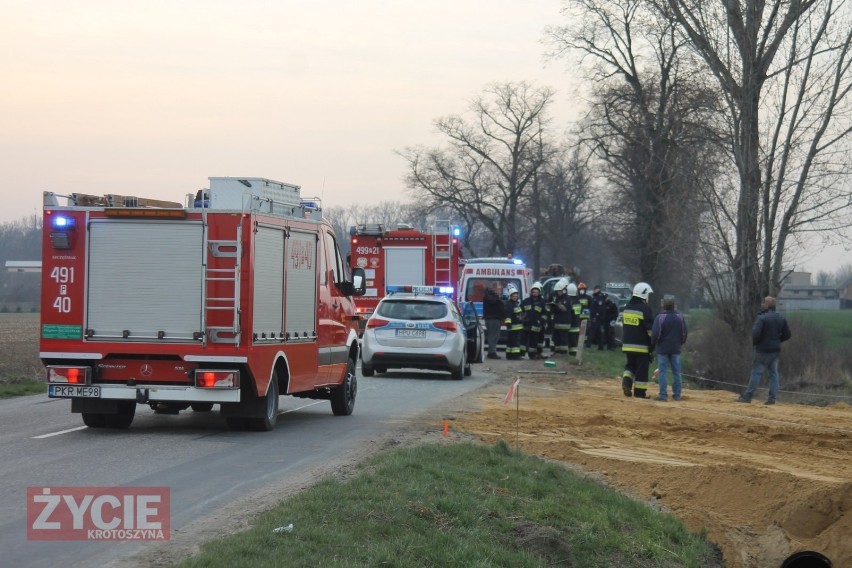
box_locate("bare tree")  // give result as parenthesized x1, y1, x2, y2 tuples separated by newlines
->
(325, 201, 418, 258)
(661, 0, 852, 329)
(520, 147, 595, 275)
(833, 262, 852, 285)
(546, 0, 723, 305)
(398, 81, 559, 257)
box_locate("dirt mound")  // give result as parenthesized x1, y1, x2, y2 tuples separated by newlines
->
(455, 360, 852, 568)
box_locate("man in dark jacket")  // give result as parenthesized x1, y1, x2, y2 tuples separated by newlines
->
(604, 295, 619, 350)
(737, 296, 792, 405)
(651, 297, 687, 401)
(483, 281, 505, 359)
(588, 285, 607, 350)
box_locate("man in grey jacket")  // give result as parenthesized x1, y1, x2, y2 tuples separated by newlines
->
(737, 296, 792, 405)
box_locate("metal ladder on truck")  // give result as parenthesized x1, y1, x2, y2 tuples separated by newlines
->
(431, 220, 454, 292)
(201, 206, 242, 348)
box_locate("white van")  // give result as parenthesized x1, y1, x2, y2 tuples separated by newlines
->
(458, 257, 531, 317)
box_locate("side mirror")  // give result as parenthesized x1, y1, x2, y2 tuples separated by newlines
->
(351, 267, 366, 296)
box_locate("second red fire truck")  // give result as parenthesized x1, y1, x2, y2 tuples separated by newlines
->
(348, 222, 462, 331)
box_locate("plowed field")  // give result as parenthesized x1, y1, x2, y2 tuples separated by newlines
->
(455, 358, 851, 568)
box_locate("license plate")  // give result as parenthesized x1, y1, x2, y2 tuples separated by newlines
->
(49, 385, 101, 398)
(396, 329, 426, 338)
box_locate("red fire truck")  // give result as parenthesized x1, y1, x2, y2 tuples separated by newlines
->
(39, 177, 366, 431)
(349, 222, 462, 331)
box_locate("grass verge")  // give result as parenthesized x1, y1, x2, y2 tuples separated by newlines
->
(177, 441, 720, 568)
(0, 379, 45, 399)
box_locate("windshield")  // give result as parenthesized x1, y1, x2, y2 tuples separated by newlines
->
(463, 278, 524, 302)
(377, 299, 448, 320)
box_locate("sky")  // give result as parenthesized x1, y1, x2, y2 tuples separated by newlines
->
(1, 0, 849, 276)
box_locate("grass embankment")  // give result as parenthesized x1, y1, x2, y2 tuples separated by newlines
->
(0, 379, 45, 399)
(177, 442, 720, 568)
(0, 313, 44, 397)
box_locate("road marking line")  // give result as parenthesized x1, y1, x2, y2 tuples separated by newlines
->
(33, 426, 88, 439)
(278, 385, 376, 415)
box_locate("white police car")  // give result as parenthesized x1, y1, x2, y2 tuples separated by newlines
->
(361, 286, 482, 379)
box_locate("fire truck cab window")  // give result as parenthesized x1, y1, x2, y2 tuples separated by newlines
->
(326, 231, 348, 283)
(319, 232, 328, 285)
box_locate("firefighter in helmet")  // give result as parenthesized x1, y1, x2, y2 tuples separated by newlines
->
(503, 285, 524, 360)
(577, 282, 592, 347)
(621, 282, 655, 398)
(566, 283, 582, 357)
(548, 278, 572, 356)
(521, 281, 547, 359)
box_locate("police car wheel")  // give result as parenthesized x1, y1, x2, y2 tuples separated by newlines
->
(451, 353, 465, 380)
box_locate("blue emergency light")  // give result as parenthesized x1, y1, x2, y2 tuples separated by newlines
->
(49, 214, 76, 249)
(386, 285, 454, 296)
(52, 215, 75, 229)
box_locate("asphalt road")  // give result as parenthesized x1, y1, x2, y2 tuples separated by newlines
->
(0, 366, 493, 568)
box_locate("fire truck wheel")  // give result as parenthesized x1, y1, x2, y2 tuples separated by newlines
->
(225, 418, 248, 430)
(361, 363, 375, 377)
(81, 413, 106, 428)
(248, 377, 279, 432)
(451, 353, 465, 380)
(104, 402, 136, 429)
(191, 403, 214, 412)
(331, 359, 357, 416)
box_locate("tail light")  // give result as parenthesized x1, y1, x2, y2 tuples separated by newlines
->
(46, 366, 91, 384)
(365, 318, 389, 329)
(195, 370, 240, 389)
(433, 321, 458, 332)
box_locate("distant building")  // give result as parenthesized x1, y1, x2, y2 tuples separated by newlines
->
(781, 271, 812, 286)
(778, 271, 843, 310)
(5, 261, 41, 273)
(839, 278, 852, 309)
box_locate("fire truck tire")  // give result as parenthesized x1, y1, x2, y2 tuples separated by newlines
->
(191, 403, 214, 412)
(82, 413, 106, 428)
(361, 363, 375, 377)
(247, 377, 279, 432)
(331, 359, 357, 416)
(104, 402, 136, 429)
(451, 353, 465, 380)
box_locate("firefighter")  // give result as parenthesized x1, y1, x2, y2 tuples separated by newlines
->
(577, 282, 592, 347)
(621, 282, 655, 398)
(521, 281, 547, 359)
(504, 285, 524, 360)
(566, 283, 582, 357)
(548, 278, 572, 356)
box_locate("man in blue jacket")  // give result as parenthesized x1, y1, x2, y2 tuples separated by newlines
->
(737, 296, 792, 405)
(652, 296, 687, 401)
